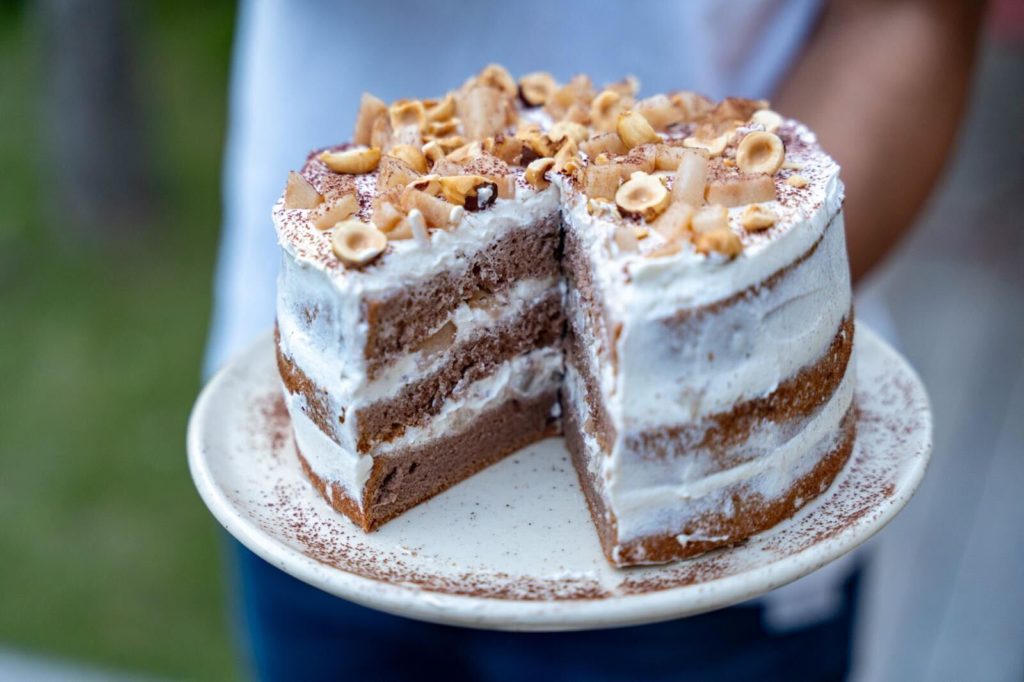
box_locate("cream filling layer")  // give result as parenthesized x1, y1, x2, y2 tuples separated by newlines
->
(564, 349, 856, 543)
(292, 347, 563, 505)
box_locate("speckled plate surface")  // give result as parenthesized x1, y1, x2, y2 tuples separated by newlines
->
(188, 323, 930, 631)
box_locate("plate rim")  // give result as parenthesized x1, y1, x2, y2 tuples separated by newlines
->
(187, 323, 932, 631)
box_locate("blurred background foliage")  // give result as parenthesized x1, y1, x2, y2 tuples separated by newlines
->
(0, 1, 238, 679)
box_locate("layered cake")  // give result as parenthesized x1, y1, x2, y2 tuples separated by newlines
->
(273, 66, 854, 567)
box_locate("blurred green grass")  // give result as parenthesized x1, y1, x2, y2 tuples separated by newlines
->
(0, 3, 239, 679)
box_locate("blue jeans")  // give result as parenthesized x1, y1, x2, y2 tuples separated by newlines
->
(230, 539, 858, 681)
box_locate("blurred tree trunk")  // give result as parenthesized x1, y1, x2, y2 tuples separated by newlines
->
(35, 0, 154, 238)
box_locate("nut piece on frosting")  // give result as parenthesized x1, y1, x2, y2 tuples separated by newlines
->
(590, 90, 629, 133)
(615, 172, 670, 221)
(616, 110, 660, 150)
(525, 157, 556, 189)
(318, 146, 382, 174)
(750, 109, 783, 133)
(670, 149, 710, 206)
(683, 133, 729, 158)
(740, 204, 777, 232)
(477, 64, 518, 99)
(694, 228, 743, 258)
(353, 93, 388, 146)
(425, 93, 456, 123)
(635, 94, 685, 131)
(736, 131, 785, 175)
(691, 204, 729, 233)
(387, 144, 429, 173)
(283, 171, 323, 210)
(786, 174, 809, 188)
(706, 173, 776, 207)
(310, 193, 359, 230)
(518, 72, 558, 107)
(331, 219, 388, 267)
(439, 175, 499, 211)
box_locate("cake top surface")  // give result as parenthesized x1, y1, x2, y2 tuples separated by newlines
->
(272, 65, 842, 303)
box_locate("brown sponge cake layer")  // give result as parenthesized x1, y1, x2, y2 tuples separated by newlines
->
(363, 212, 562, 379)
(298, 390, 561, 532)
(564, 392, 856, 567)
(354, 288, 564, 452)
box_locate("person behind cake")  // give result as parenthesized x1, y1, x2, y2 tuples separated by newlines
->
(206, 0, 983, 679)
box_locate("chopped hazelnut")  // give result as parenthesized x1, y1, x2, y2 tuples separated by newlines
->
(376, 156, 421, 192)
(636, 94, 685, 131)
(613, 225, 638, 253)
(651, 201, 694, 242)
(310, 193, 359, 230)
(615, 171, 670, 221)
(389, 99, 427, 132)
(670, 91, 714, 122)
(459, 85, 510, 140)
(549, 121, 590, 145)
(751, 109, 783, 133)
(478, 64, 518, 99)
(584, 163, 622, 200)
(525, 157, 556, 189)
(671, 150, 710, 206)
(617, 110, 660, 149)
(425, 92, 456, 122)
(740, 204, 777, 232)
(445, 140, 484, 164)
(386, 144, 428, 174)
(694, 228, 742, 258)
(691, 204, 729, 233)
(331, 220, 388, 267)
(518, 71, 558, 106)
(283, 171, 323, 210)
(706, 173, 776, 207)
(353, 93, 388, 147)
(439, 175, 498, 211)
(318, 146, 382, 174)
(590, 90, 628, 133)
(580, 132, 627, 158)
(370, 200, 404, 232)
(683, 133, 729, 158)
(401, 188, 451, 228)
(736, 131, 785, 175)
(786, 174, 809, 188)
(422, 140, 446, 166)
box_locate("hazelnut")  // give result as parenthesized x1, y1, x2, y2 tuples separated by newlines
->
(584, 163, 622, 200)
(401, 188, 452, 228)
(671, 150, 710, 206)
(691, 204, 729, 233)
(615, 172, 670, 221)
(694, 228, 742, 258)
(751, 109, 783, 133)
(489, 135, 528, 165)
(370, 200, 404, 232)
(546, 74, 595, 120)
(636, 94, 685, 131)
(423, 118, 459, 139)
(310, 193, 359, 230)
(590, 90, 627, 133)
(445, 140, 484, 163)
(604, 75, 640, 97)
(706, 173, 776, 207)
(616, 110, 660, 149)
(549, 121, 589, 145)
(670, 91, 714, 122)
(580, 132, 626, 158)
(478, 64, 518, 99)
(439, 175, 498, 211)
(651, 201, 694, 242)
(736, 131, 785, 175)
(353, 93, 388, 147)
(331, 220, 388, 267)
(646, 241, 683, 258)
(786, 174, 809, 188)
(422, 140, 446, 166)
(425, 93, 456, 122)
(318, 146, 381, 174)
(376, 156, 421, 192)
(283, 171, 323, 210)
(683, 133, 729, 158)
(710, 97, 768, 127)
(517, 129, 558, 158)
(740, 204, 777, 232)
(460, 86, 510, 140)
(518, 72, 558, 107)
(407, 174, 442, 196)
(386, 144, 428, 174)
(552, 138, 580, 175)
(388, 99, 427, 131)
(613, 225, 638, 253)
(525, 157, 556, 189)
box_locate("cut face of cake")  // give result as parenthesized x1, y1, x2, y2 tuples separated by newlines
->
(272, 66, 855, 567)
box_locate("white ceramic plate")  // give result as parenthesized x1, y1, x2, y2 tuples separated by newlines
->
(188, 324, 931, 631)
